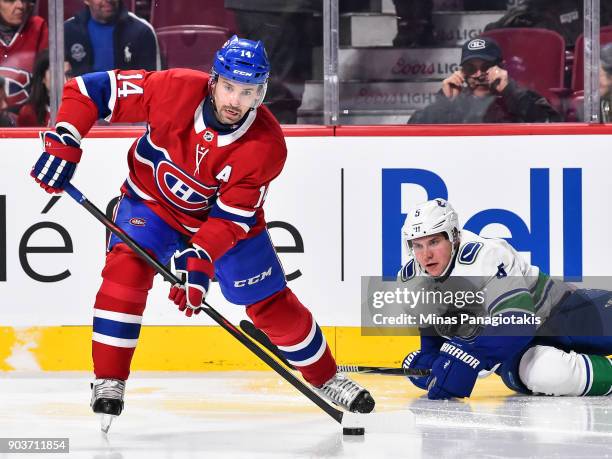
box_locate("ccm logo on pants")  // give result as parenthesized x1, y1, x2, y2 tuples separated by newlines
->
(234, 267, 273, 287)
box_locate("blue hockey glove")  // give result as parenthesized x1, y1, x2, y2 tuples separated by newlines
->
(31, 130, 82, 193)
(168, 246, 214, 317)
(402, 350, 438, 390)
(426, 341, 484, 400)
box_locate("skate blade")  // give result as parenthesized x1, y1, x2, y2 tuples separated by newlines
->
(100, 414, 116, 434)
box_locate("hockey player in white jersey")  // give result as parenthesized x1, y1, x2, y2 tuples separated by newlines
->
(400, 198, 612, 399)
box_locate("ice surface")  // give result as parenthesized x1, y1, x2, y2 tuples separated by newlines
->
(0, 372, 610, 458)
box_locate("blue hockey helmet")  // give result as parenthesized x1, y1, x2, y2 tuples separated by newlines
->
(212, 35, 270, 85)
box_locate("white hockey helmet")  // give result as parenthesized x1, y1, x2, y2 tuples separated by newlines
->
(402, 198, 461, 275)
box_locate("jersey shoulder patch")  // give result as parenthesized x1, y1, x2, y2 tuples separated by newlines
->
(455, 231, 526, 277)
(400, 259, 416, 281)
(457, 241, 484, 265)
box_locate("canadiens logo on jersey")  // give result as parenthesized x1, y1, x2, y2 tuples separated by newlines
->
(129, 217, 146, 226)
(0, 66, 31, 107)
(135, 135, 218, 214)
(155, 160, 217, 212)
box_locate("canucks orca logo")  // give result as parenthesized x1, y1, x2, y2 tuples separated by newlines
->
(435, 199, 447, 207)
(400, 259, 416, 281)
(0, 66, 31, 107)
(155, 161, 218, 212)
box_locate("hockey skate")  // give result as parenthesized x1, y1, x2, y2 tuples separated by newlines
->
(91, 378, 125, 433)
(315, 373, 375, 413)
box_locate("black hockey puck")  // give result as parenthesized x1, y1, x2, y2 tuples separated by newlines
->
(343, 427, 365, 436)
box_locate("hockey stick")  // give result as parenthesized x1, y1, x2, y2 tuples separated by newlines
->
(239, 319, 431, 378)
(238, 320, 297, 369)
(62, 183, 345, 425)
(336, 365, 430, 377)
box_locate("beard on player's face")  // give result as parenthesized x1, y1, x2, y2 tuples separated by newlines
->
(210, 77, 259, 125)
(218, 103, 245, 123)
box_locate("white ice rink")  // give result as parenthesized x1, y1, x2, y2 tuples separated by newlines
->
(0, 371, 611, 458)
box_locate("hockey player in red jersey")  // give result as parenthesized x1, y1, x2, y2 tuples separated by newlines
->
(31, 36, 375, 426)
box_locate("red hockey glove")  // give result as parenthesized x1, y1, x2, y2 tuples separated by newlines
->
(168, 246, 214, 317)
(31, 130, 82, 193)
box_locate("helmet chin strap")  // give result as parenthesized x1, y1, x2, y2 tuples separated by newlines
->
(434, 230, 460, 279)
(435, 242, 459, 280)
(208, 77, 218, 112)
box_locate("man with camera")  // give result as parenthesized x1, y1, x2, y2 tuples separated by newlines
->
(408, 37, 562, 124)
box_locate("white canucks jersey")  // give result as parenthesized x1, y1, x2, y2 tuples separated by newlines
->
(399, 230, 571, 326)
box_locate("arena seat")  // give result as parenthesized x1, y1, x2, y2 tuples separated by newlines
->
(571, 26, 612, 91)
(156, 25, 231, 71)
(481, 28, 566, 104)
(150, 1, 237, 32)
(564, 90, 584, 121)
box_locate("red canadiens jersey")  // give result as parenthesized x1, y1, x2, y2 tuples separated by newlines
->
(0, 15, 48, 109)
(56, 69, 287, 261)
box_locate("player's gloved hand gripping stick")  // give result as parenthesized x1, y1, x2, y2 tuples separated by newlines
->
(61, 182, 352, 427)
(31, 131, 82, 193)
(169, 246, 213, 317)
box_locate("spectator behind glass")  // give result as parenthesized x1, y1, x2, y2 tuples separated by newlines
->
(392, 0, 435, 47)
(0, 76, 17, 126)
(225, 1, 322, 124)
(408, 37, 562, 123)
(485, 0, 612, 49)
(65, 0, 159, 76)
(391, 1, 508, 47)
(597, 43, 612, 122)
(0, 0, 48, 111)
(17, 49, 72, 126)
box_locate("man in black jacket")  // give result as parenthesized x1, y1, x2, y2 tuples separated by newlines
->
(409, 37, 562, 124)
(225, 0, 321, 124)
(484, 0, 612, 50)
(65, 0, 159, 76)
